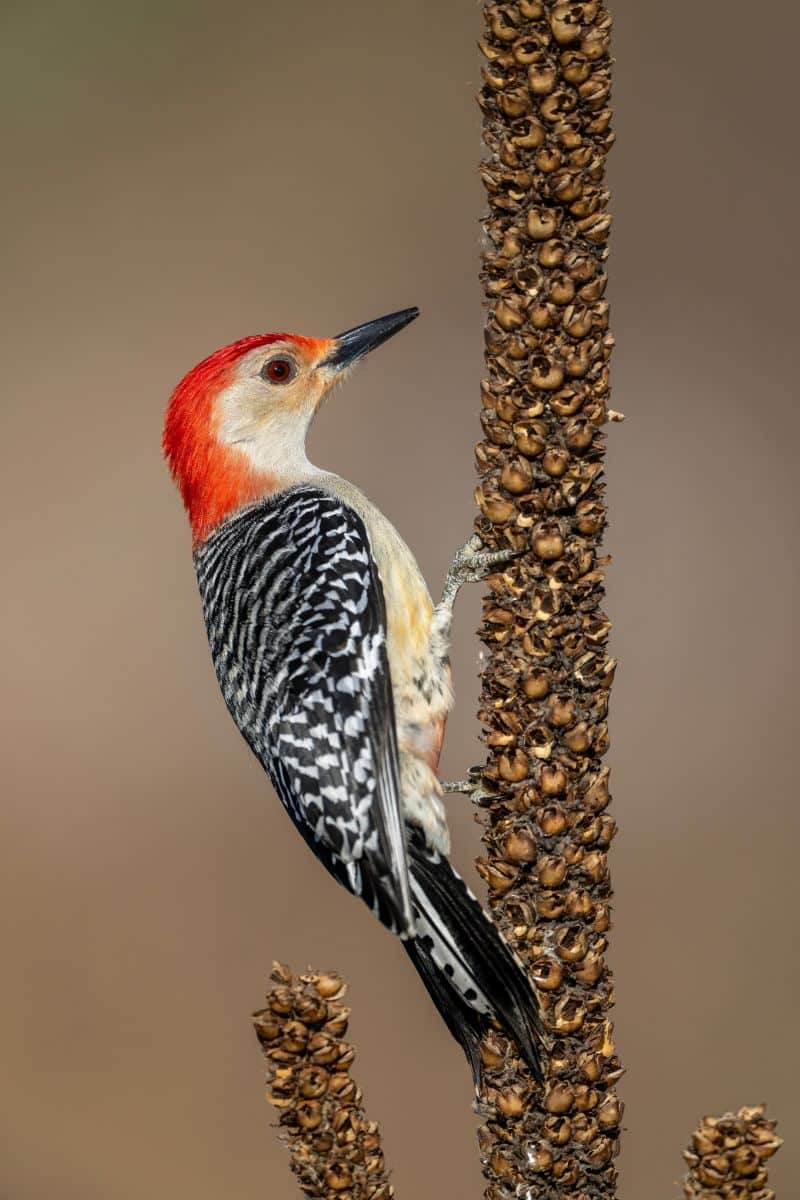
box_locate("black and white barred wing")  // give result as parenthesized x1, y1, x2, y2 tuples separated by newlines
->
(195, 487, 414, 937)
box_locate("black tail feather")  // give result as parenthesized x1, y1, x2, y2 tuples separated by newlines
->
(403, 829, 545, 1085)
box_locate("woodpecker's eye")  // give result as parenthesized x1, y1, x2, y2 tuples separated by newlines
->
(261, 357, 296, 384)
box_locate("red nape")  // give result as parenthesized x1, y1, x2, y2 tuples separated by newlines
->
(162, 333, 315, 544)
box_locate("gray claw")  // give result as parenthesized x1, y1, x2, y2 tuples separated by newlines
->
(441, 777, 493, 805)
(444, 536, 520, 600)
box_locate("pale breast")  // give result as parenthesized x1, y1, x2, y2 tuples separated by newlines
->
(313, 474, 451, 854)
(314, 473, 434, 684)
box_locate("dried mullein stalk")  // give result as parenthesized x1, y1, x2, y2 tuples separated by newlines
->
(474, 1, 621, 1196)
(253, 964, 394, 1200)
(683, 1105, 782, 1200)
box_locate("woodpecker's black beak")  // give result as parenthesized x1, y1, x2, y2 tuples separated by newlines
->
(322, 307, 419, 371)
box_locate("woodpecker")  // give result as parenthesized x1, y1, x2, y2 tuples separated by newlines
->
(163, 308, 543, 1083)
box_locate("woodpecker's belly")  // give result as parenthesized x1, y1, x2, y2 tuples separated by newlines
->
(316, 475, 452, 852)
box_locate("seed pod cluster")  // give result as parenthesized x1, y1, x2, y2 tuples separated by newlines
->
(253, 964, 394, 1200)
(475, 2, 620, 1197)
(683, 1106, 782, 1200)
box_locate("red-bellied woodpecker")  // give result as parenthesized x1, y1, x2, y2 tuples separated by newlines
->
(163, 308, 543, 1083)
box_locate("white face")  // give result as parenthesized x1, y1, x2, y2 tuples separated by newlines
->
(214, 340, 336, 476)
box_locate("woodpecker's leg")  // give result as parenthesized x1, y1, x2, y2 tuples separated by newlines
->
(424, 540, 520, 801)
(441, 774, 494, 805)
(429, 536, 518, 800)
(430, 535, 519, 663)
(440, 534, 519, 610)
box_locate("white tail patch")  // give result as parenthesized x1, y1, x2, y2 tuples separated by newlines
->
(409, 876, 492, 1015)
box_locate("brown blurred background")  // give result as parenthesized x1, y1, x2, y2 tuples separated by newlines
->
(2, 0, 798, 1195)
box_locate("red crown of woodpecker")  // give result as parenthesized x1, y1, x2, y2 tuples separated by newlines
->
(162, 333, 320, 544)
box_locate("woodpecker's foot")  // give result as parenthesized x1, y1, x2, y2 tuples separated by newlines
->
(442, 535, 520, 604)
(441, 775, 494, 805)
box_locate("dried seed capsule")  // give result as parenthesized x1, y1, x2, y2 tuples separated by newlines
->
(538, 236, 566, 266)
(513, 116, 546, 149)
(295, 1100, 323, 1131)
(476, 857, 519, 893)
(537, 855, 568, 888)
(581, 850, 608, 883)
(536, 891, 566, 919)
(582, 768, 610, 811)
(494, 299, 525, 331)
(314, 972, 345, 1000)
(538, 149, 565, 180)
(534, 527, 565, 561)
(565, 888, 594, 919)
(571, 1112, 599, 1144)
(732, 1146, 761, 1177)
(578, 1051, 604, 1082)
(528, 63, 558, 94)
(504, 829, 537, 862)
(499, 88, 533, 119)
(563, 721, 591, 753)
(527, 208, 559, 240)
(545, 1082, 574, 1113)
(513, 422, 547, 457)
(573, 1084, 600, 1112)
(476, 486, 516, 524)
(530, 357, 565, 390)
(564, 342, 594, 378)
(563, 305, 594, 338)
(582, 25, 611, 61)
(329, 1072, 358, 1103)
(561, 49, 592, 84)
(554, 273, 578, 304)
(593, 902, 612, 932)
(298, 1066, 329, 1099)
(496, 1088, 526, 1118)
(489, 7, 520, 43)
(552, 994, 586, 1034)
(324, 1010, 350, 1038)
(307, 1031, 340, 1065)
(555, 117, 583, 149)
(542, 1115, 572, 1145)
(577, 212, 613, 242)
(269, 986, 295, 1016)
(253, 1012, 281, 1042)
(512, 37, 543, 66)
(564, 418, 596, 453)
(547, 694, 575, 726)
(597, 1094, 623, 1128)
(550, 3, 584, 45)
(550, 384, 586, 416)
(501, 457, 534, 494)
(499, 227, 525, 259)
(280, 1020, 310, 1053)
(527, 302, 554, 331)
(542, 448, 570, 477)
(532, 956, 564, 990)
(499, 749, 529, 781)
(295, 994, 328, 1026)
(540, 765, 567, 796)
(522, 669, 551, 699)
(555, 924, 589, 964)
(587, 1136, 616, 1168)
(550, 169, 583, 204)
(325, 1165, 354, 1192)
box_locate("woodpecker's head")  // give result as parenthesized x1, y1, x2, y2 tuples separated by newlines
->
(163, 307, 418, 543)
